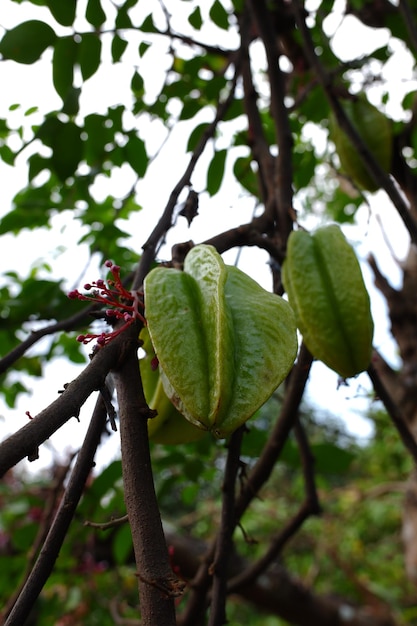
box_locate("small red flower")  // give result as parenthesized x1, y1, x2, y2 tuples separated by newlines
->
(69, 261, 145, 347)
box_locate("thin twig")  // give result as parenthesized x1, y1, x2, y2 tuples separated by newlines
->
(249, 0, 294, 246)
(235, 343, 314, 520)
(4, 396, 108, 626)
(227, 418, 321, 593)
(368, 363, 417, 464)
(0, 305, 96, 375)
(208, 426, 245, 626)
(133, 52, 243, 290)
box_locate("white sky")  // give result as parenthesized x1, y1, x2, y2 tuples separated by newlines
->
(0, 0, 413, 471)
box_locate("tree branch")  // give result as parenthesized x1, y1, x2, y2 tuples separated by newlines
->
(291, 0, 417, 245)
(170, 530, 397, 626)
(134, 54, 243, 289)
(235, 342, 314, 520)
(249, 0, 295, 247)
(208, 426, 245, 626)
(113, 324, 183, 625)
(368, 363, 417, 463)
(4, 396, 108, 626)
(0, 328, 125, 476)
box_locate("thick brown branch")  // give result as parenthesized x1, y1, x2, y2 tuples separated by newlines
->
(113, 326, 182, 625)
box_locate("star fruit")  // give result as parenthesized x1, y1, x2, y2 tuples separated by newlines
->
(144, 245, 298, 438)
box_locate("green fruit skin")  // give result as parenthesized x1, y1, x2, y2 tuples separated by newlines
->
(139, 327, 206, 445)
(144, 245, 298, 438)
(282, 225, 374, 378)
(330, 97, 392, 191)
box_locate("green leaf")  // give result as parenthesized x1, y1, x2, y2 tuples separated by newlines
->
(0, 20, 56, 64)
(312, 443, 355, 474)
(53, 37, 77, 101)
(113, 524, 132, 565)
(50, 120, 83, 181)
(189, 6, 203, 30)
(28, 153, 50, 181)
(111, 34, 128, 63)
(86, 0, 106, 27)
(78, 33, 102, 81)
(209, 0, 229, 30)
(233, 155, 259, 197)
(90, 461, 123, 499)
(139, 13, 159, 33)
(138, 41, 150, 57)
(125, 134, 148, 177)
(46, 0, 77, 26)
(186, 122, 210, 152)
(206, 148, 227, 196)
(0, 144, 15, 166)
(180, 98, 202, 121)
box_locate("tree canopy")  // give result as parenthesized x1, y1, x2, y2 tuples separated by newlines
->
(1, 1, 417, 625)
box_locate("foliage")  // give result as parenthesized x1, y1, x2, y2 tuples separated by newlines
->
(1, 0, 417, 625)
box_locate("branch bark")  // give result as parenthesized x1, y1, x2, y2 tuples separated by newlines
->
(113, 325, 183, 625)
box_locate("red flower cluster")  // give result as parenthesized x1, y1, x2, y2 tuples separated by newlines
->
(68, 260, 145, 346)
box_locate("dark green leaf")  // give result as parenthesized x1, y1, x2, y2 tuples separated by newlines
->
(188, 6, 203, 30)
(179, 98, 202, 121)
(86, 0, 106, 27)
(206, 149, 227, 196)
(138, 41, 150, 57)
(78, 33, 101, 81)
(50, 121, 83, 181)
(90, 461, 123, 499)
(139, 13, 159, 33)
(125, 134, 148, 177)
(0, 144, 15, 166)
(209, 0, 229, 30)
(52, 37, 77, 101)
(233, 155, 259, 197)
(131, 71, 144, 97)
(312, 443, 355, 474)
(62, 86, 81, 116)
(46, 0, 77, 26)
(115, 7, 132, 28)
(186, 122, 210, 152)
(113, 524, 133, 565)
(111, 34, 128, 63)
(0, 20, 56, 64)
(28, 153, 50, 181)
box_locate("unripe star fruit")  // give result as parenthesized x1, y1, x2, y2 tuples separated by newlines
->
(282, 225, 374, 378)
(144, 244, 298, 438)
(139, 326, 206, 445)
(329, 96, 392, 191)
